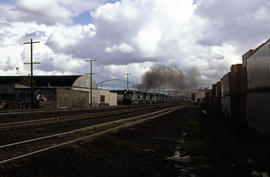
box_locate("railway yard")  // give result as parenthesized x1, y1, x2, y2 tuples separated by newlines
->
(1, 0, 270, 176)
(0, 104, 269, 177)
(0, 104, 178, 163)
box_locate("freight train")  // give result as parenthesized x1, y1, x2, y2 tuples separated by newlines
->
(111, 90, 183, 105)
(198, 39, 270, 137)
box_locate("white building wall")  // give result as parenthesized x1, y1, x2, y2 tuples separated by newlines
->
(71, 87, 100, 107)
(100, 90, 110, 105)
(72, 87, 117, 107)
(109, 92, 117, 106)
(92, 89, 101, 106)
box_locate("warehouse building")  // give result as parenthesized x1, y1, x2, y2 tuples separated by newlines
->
(0, 75, 117, 109)
(195, 91, 207, 104)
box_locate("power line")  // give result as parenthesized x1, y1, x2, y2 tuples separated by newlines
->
(97, 79, 125, 89)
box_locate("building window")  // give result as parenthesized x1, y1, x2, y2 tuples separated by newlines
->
(101, 95, 105, 102)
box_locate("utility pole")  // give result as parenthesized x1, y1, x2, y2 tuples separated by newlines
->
(124, 73, 131, 91)
(86, 59, 96, 107)
(24, 38, 40, 109)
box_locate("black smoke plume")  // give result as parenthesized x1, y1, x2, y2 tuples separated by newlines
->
(136, 65, 200, 90)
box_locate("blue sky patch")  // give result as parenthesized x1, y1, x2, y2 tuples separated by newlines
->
(0, 0, 15, 4)
(73, 11, 93, 25)
(106, 0, 120, 3)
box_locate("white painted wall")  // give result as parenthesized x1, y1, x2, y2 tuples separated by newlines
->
(72, 87, 117, 106)
(100, 90, 110, 105)
(109, 92, 117, 106)
(71, 87, 100, 107)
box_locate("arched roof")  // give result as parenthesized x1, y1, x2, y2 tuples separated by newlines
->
(72, 75, 98, 89)
(0, 75, 97, 88)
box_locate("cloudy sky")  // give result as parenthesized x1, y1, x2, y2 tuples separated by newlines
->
(0, 0, 269, 89)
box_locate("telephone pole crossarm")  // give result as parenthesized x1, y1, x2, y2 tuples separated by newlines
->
(23, 41, 40, 44)
(24, 62, 40, 64)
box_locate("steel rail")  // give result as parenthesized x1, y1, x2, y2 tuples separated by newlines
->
(0, 104, 127, 115)
(0, 106, 181, 165)
(0, 103, 165, 116)
(0, 109, 129, 130)
(0, 105, 166, 131)
(0, 107, 172, 149)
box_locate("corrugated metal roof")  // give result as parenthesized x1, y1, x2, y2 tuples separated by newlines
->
(0, 75, 82, 87)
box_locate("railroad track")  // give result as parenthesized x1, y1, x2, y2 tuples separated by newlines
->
(0, 104, 152, 115)
(0, 105, 169, 130)
(0, 104, 167, 123)
(0, 104, 173, 146)
(0, 106, 182, 165)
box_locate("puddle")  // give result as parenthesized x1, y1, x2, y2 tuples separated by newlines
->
(166, 132, 196, 177)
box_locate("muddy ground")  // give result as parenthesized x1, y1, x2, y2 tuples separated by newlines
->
(183, 108, 270, 177)
(1, 106, 270, 177)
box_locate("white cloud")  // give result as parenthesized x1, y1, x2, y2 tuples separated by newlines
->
(0, 21, 93, 76)
(133, 23, 162, 57)
(1, 0, 270, 88)
(195, 0, 270, 52)
(0, 0, 104, 24)
(104, 43, 135, 53)
(104, 62, 155, 84)
(212, 53, 224, 60)
(50, 0, 204, 65)
(254, 6, 270, 20)
(92, 1, 138, 22)
(0, 0, 226, 85)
